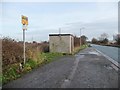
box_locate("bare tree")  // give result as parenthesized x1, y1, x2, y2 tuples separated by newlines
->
(98, 33, 109, 44)
(115, 34, 120, 45)
(99, 33, 109, 41)
(92, 38, 98, 44)
(81, 35, 88, 45)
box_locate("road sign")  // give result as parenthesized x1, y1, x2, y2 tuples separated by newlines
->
(22, 15, 28, 25)
(22, 24, 27, 30)
(21, 15, 28, 65)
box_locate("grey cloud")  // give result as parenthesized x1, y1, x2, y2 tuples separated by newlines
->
(16, 18, 117, 42)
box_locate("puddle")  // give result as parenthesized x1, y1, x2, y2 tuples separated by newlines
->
(104, 65, 113, 70)
(88, 51, 101, 56)
(64, 79, 69, 82)
(75, 54, 85, 57)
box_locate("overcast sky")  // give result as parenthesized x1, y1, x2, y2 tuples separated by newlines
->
(1, 1, 118, 42)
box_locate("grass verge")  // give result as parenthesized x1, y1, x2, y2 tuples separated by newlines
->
(73, 44, 88, 55)
(2, 52, 64, 85)
(2, 45, 88, 85)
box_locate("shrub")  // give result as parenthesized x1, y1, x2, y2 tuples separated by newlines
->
(2, 64, 21, 84)
(2, 37, 49, 68)
(2, 37, 65, 84)
(25, 59, 37, 69)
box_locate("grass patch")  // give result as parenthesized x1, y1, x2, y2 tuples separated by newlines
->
(0, 74, 2, 85)
(41, 52, 64, 64)
(2, 45, 87, 85)
(73, 44, 88, 54)
(2, 52, 64, 85)
(2, 64, 21, 84)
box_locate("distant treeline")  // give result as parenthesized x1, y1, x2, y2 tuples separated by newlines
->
(91, 33, 120, 47)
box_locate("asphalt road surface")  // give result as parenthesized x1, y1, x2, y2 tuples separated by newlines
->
(91, 44, 119, 63)
(3, 47, 118, 88)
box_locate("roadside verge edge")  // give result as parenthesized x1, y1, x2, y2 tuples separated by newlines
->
(94, 48, 120, 70)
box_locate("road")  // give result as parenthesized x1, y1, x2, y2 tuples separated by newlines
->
(3, 47, 118, 88)
(91, 44, 119, 63)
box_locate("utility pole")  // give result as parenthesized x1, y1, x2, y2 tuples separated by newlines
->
(59, 28, 61, 40)
(59, 28, 61, 34)
(0, 34, 2, 86)
(80, 27, 85, 47)
(80, 29, 81, 47)
(32, 36, 33, 42)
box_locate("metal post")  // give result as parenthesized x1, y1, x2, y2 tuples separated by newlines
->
(59, 28, 61, 34)
(80, 27, 85, 47)
(23, 28, 25, 64)
(0, 34, 2, 89)
(80, 29, 81, 47)
(22, 15, 28, 65)
(59, 28, 61, 40)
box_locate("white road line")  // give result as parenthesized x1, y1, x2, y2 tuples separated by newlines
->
(111, 64, 118, 71)
(94, 48, 120, 71)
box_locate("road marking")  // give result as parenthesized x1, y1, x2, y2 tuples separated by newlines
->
(88, 51, 101, 56)
(61, 55, 84, 88)
(94, 48, 120, 71)
(104, 65, 113, 70)
(111, 64, 118, 71)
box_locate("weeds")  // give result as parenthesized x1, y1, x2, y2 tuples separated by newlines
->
(2, 52, 64, 85)
(2, 37, 87, 85)
(73, 44, 88, 55)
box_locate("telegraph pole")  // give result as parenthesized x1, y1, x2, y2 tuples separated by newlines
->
(0, 34, 2, 89)
(59, 28, 61, 34)
(80, 27, 85, 47)
(80, 29, 81, 47)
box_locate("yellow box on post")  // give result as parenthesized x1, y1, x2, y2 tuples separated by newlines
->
(21, 15, 28, 25)
(21, 15, 28, 65)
